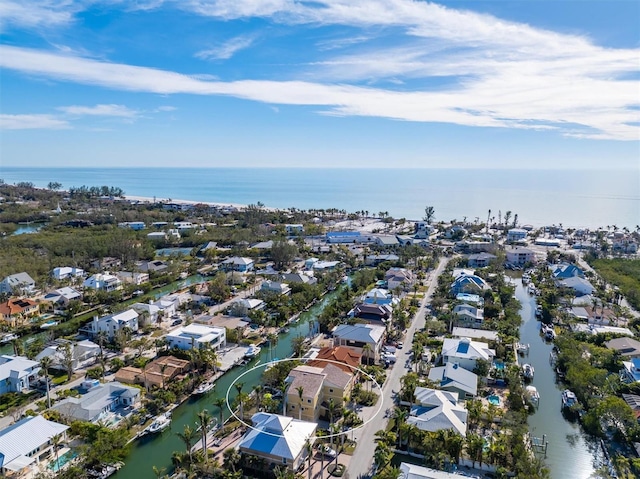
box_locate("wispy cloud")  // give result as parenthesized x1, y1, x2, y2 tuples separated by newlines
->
(0, 113, 70, 130)
(195, 34, 256, 60)
(0, 1, 78, 30)
(156, 105, 177, 112)
(58, 103, 140, 118)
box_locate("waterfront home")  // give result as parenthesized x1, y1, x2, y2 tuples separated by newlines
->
(135, 260, 169, 274)
(407, 387, 468, 436)
(441, 337, 495, 372)
(115, 355, 190, 389)
(505, 246, 536, 266)
(414, 221, 435, 239)
(80, 309, 139, 340)
(0, 355, 40, 395)
(91, 257, 121, 271)
(451, 327, 499, 342)
(557, 276, 595, 296)
(51, 266, 85, 281)
(83, 273, 122, 292)
(165, 324, 226, 351)
(365, 254, 400, 266)
(115, 271, 150, 285)
(221, 256, 255, 272)
(43, 287, 82, 310)
(349, 303, 393, 326)
(385, 267, 415, 291)
(307, 346, 361, 373)
(0, 272, 36, 295)
(467, 252, 497, 268)
(0, 415, 69, 477)
(261, 280, 291, 296)
(428, 362, 478, 399)
(621, 358, 640, 383)
(326, 231, 374, 244)
(506, 228, 528, 242)
(332, 323, 385, 363)
(52, 381, 140, 423)
(400, 462, 466, 479)
(280, 272, 318, 285)
(452, 303, 484, 328)
(363, 288, 394, 305)
(455, 293, 483, 306)
(312, 260, 341, 271)
(132, 297, 178, 324)
(550, 262, 585, 279)
(605, 337, 640, 359)
(285, 224, 304, 234)
(239, 413, 317, 472)
(0, 298, 40, 327)
(449, 273, 489, 296)
(285, 364, 354, 422)
(35, 340, 100, 372)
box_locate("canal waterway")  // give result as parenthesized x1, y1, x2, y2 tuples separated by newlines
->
(516, 279, 600, 479)
(113, 285, 343, 479)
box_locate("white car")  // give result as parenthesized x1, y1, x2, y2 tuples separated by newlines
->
(397, 342, 404, 349)
(319, 445, 337, 458)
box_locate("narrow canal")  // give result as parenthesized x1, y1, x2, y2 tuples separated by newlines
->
(516, 279, 600, 479)
(114, 285, 343, 479)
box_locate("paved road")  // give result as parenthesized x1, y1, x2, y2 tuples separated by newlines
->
(347, 257, 450, 479)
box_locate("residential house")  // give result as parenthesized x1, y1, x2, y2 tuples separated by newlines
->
(0, 273, 36, 295)
(285, 224, 304, 234)
(132, 298, 178, 324)
(136, 260, 169, 274)
(373, 235, 400, 247)
(0, 355, 40, 395)
(506, 228, 528, 242)
(385, 267, 415, 291)
(467, 252, 497, 268)
(441, 337, 495, 372)
(0, 298, 40, 327)
(165, 324, 226, 351)
(449, 273, 489, 296)
(326, 231, 368, 244)
(558, 277, 595, 296)
(0, 415, 69, 477)
(365, 254, 400, 266)
(307, 346, 361, 373)
(505, 247, 536, 266)
(400, 462, 467, 479)
(251, 240, 274, 250)
(452, 303, 484, 328)
(238, 413, 316, 471)
(221, 257, 255, 272)
(444, 225, 467, 239)
(451, 327, 499, 343)
(35, 340, 100, 372)
(414, 222, 435, 239)
(285, 364, 354, 422)
(80, 309, 139, 339)
(83, 273, 122, 292)
(454, 293, 483, 306)
(51, 267, 85, 281)
(332, 323, 385, 363)
(147, 231, 168, 241)
(52, 382, 140, 422)
(363, 288, 394, 305)
(605, 337, 640, 359)
(621, 358, 640, 383)
(43, 287, 82, 311)
(550, 263, 585, 280)
(115, 271, 150, 285)
(91, 257, 121, 271)
(613, 239, 638, 254)
(428, 362, 478, 398)
(118, 221, 145, 230)
(458, 241, 496, 253)
(407, 387, 468, 436)
(115, 355, 190, 389)
(312, 260, 341, 270)
(280, 273, 318, 285)
(350, 303, 392, 326)
(261, 281, 292, 296)
(622, 394, 640, 420)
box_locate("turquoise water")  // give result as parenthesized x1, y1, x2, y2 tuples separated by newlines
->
(2, 167, 638, 229)
(48, 450, 78, 472)
(155, 247, 194, 256)
(487, 395, 501, 406)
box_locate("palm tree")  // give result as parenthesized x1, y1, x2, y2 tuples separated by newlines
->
(51, 433, 63, 470)
(305, 439, 313, 479)
(235, 382, 245, 420)
(213, 397, 226, 426)
(361, 343, 373, 366)
(392, 407, 409, 448)
(223, 447, 242, 473)
(374, 441, 393, 471)
(296, 386, 305, 420)
(423, 206, 435, 225)
(176, 424, 198, 470)
(198, 409, 213, 464)
(39, 356, 53, 409)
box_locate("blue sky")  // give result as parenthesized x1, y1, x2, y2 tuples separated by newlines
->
(1, 0, 639, 169)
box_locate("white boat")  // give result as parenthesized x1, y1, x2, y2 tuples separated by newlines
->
(193, 381, 215, 395)
(0, 333, 19, 343)
(522, 363, 535, 380)
(244, 344, 261, 358)
(516, 343, 530, 354)
(40, 320, 59, 329)
(146, 413, 171, 434)
(525, 385, 540, 406)
(562, 389, 578, 409)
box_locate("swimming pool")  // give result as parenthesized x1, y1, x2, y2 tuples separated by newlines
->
(487, 395, 501, 406)
(493, 361, 505, 370)
(48, 450, 78, 472)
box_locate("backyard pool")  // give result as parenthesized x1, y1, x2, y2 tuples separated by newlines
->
(48, 450, 78, 472)
(487, 395, 501, 406)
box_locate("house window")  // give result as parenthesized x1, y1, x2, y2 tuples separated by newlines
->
(329, 389, 334, 393)
(282, 458, 287, 464)
(307, 399, 311, 403)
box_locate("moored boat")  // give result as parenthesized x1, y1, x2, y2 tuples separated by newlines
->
(516, 343, 530, 355)
(522, 363, 535, 381)
(146, 413, 171, 434)
(193, 381, 215, 395)
(244, 344, 261, 358)
(562, 389, 578, 409)
(525, 385, 540, 406)
(0, 333, 19, 343)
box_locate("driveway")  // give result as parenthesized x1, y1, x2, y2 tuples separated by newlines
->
(347, 257, 450, 479)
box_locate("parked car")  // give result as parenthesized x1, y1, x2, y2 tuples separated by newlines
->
(397, 342, 404, 349)
(318, 445, 337, 458)
(171, 319, 183, 326)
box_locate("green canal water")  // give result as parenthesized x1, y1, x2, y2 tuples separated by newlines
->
(113, 285, 343, 479)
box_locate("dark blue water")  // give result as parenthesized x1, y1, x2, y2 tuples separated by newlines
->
(1, 167, 638, 229)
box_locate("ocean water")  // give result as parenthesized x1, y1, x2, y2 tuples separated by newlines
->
(1, 167, 638, 229)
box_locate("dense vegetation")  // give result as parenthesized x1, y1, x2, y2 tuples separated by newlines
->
(588, 257, 640, 311)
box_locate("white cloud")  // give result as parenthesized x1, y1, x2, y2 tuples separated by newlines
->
(0, 1, 78, 30)
(156, 106, 177, 112)
(0, 113, 70, 130)
(195, 35, 256, 60)
(58, 103, 140, 118)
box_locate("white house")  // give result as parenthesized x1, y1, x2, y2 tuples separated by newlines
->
(51, 267, 85, 281)
(115, 271, 150, 285)
(0, 272, 36, 295)
(451, 327, 499, 342)
(385, 267, 415, 291)
(0, 355, 40, 395)
(453, 303, 484, 327)
(428, 362, 478, 398)
(43, 287, 82, 309)
(80, 309, 139, 339)
(467, 252, 497, 268)
(450, 273, 489, 296)
(166, 324, 226, 351)
(400, 462, 466, 479)
(238, 413, 316, 471)
(221, 256, 255, 272)
(621, 358, 640, 383)
(261, 280, 292, 296)
(364, 288, 394, 305)
(505, 247, 536, 266)
(506, 228, 528, 242)
(332, 323, 385, 363)
(558, 276, 595, 296)
(35, 340, 100, 372)
(52, 382, 140, 423)
(83, 273, 122, 292)
(441, 337, 495, 372)
(407, 387, 468, 436)
(0, 415, 69, 477)
(414, 222, 435, 239)
(285, 224, 304, 234)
